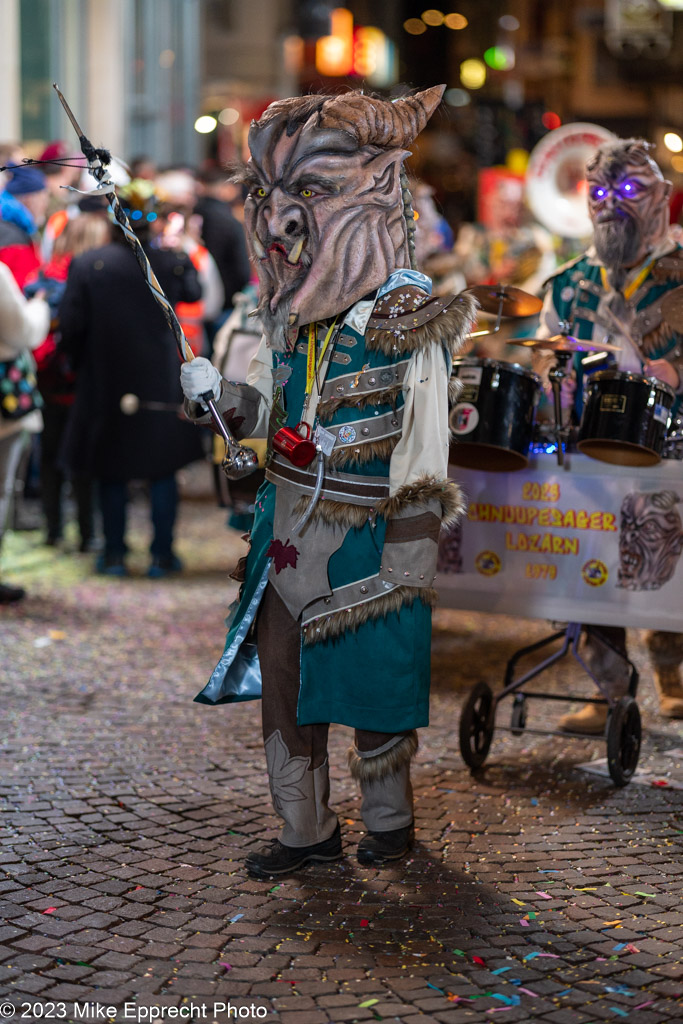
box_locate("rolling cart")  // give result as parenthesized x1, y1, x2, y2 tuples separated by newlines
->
(458, 621, 641, 786)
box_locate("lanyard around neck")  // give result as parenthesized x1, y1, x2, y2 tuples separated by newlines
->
(600, 259, 654, 302)
(305, 318, 338, 398)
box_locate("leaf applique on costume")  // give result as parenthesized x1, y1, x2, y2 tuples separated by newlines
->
(264, 730, 310, 810)
(267, 538, 299, 573)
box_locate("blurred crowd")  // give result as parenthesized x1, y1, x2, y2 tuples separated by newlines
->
(0, 141, 252, 602)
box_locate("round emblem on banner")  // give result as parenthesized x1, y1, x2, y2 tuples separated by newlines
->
(581, 559, 608, 587)
(475, 550, 501, 576)
(337, 425, 357, 444)
(450, 402, 479, 435)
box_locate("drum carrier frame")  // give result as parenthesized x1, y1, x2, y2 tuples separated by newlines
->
(458, 622, 641, 787)
(455, 295, 647, 787)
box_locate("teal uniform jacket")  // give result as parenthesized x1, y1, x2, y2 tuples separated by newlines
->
(543, 243, 683, 418)
(192, 276, 474, 732)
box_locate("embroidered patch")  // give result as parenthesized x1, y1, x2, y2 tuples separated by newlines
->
(560, 286, 575, 302)
(267, 538, 299, 573)
(337, 425, 357, 443)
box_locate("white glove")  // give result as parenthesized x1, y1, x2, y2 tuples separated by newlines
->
(180, 357, 222, 406)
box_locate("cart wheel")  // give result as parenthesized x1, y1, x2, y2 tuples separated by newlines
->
(459, 681, 495, 769)
(606, 696, 641, 787)
(510, 694, 527, 736)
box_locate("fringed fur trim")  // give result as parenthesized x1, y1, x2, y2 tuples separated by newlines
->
(652, 251, 683, 283)
(376, 474, 466, 526)
(366, 294, 478, 359)
(347, 731, 418, 783)
(641, 323, 683, 359)
(302, 585, 437, 646)
(327, 436, 399, 469)
(449, 377, 464, 404)
(292, 475, 466, 529)
(318, 384, 403, 424)
(292, 494, 373, 529)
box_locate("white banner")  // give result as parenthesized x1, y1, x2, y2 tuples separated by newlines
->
(437, 452, 683, 630)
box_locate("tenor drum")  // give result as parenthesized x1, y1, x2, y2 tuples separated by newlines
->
(577, 370, 674, 467)
(449, 358, 541, 472)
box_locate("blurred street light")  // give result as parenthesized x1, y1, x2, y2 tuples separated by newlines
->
(445, 88, 470, 106)
(194, 115, 217, 134)
(404, 18, 427, 35)
(422, 10, 444, 26)
(218, 108, 240, 126)
(460, 59, 486, 89)
(444, 13, 468, 29)
(316, 7, 353, 75)
(664, 132, 683, 153)
(484, 45, 515, 70)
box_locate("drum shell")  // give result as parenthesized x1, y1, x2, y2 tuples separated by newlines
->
(449, 358, 541, 472)
(577, 370, 674, 467)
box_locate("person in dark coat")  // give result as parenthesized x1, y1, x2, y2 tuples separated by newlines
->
(58, 180, 203, 576)
(194, 167, 251, 339)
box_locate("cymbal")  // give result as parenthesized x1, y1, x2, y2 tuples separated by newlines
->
(464, 284, 544, 318)
(661, 286, 683, 332)
(509, 335, 622, 354)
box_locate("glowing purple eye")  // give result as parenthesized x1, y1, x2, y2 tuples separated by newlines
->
(592, 187, 607, 200)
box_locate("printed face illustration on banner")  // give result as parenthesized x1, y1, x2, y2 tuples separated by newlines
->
(241, 87, 444, 349)
(437, 520, 463, 574)
(618, 490, 683, 591)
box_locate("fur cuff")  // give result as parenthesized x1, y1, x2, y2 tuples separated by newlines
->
(377, 475, 466, 528)
(348, 731, 418, 782)
(302, 585, 437, 645)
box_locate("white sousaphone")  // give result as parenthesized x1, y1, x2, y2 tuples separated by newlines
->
(525, 122, 616, 238)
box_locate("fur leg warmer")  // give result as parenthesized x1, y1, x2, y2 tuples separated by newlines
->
(347, 730, 418, 783)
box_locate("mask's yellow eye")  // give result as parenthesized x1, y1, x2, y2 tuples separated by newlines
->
(300, 188, 314, 198)
(256, 187, 267, 198)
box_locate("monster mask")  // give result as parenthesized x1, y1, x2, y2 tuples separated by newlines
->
(241, 87, 444, 350)
(587, 139, 672, 272)
(618, 490, 683, 591)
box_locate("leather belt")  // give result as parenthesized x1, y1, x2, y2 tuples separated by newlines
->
(266, 454, 390, 505)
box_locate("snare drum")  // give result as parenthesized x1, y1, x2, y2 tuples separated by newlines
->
(449, 358, 541, 472)
(577, 370, 674, 467)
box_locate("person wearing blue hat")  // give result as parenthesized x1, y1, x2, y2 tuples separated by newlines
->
(0, 164, 49, 289)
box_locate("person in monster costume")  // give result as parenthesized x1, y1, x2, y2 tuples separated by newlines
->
(179, 86, 476, 878)
(535, 138, 683, 729)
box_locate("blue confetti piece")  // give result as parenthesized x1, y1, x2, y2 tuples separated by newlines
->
(612, 943, 626, 951)
(530, 798, 539, 806)
(492, 967, 511, 975)
(230, 913, 244, 922)
(426, 983, 444, 993)
(609, 1008, 629, 1018)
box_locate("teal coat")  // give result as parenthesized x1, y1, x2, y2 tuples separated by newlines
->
(195, 287, 446, 732)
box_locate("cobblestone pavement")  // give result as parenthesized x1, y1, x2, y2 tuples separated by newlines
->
(1, 484, 682, 1024)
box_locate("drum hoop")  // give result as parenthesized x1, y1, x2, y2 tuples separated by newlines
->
(589, 368, 676, 400)
(452, 357, 541, 386)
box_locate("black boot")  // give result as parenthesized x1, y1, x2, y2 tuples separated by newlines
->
(357, 822, 414, 866)
(245, 822, 342, 879)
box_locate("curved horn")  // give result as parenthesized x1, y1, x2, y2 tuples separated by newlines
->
(319, 85, 445, 149)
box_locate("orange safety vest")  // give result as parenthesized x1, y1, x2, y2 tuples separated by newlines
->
(177, 244, 209, 355)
